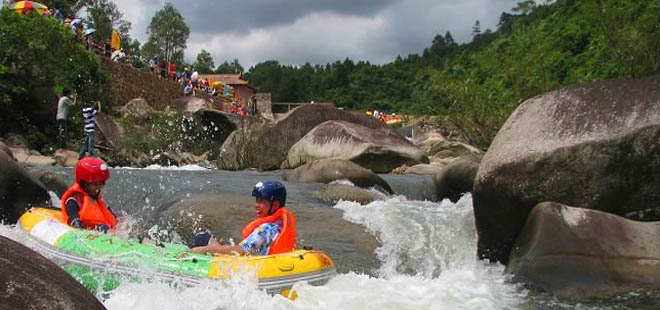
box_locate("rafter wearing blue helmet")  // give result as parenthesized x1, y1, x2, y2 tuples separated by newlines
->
(189, 181, 296, 256)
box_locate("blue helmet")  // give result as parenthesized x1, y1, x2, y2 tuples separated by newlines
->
(252, 181, 286, 206)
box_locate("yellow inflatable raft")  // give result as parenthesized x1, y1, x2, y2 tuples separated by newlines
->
(18, 208, 336, 294)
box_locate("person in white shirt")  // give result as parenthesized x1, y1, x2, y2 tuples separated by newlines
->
(56, 89, 76, 149)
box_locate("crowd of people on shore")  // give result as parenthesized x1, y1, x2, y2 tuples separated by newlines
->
(19, 2, 125, 62)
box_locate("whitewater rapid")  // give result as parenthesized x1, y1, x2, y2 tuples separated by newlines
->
(1, 193, 532, 309)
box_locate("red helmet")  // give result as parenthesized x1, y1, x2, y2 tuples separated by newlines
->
(75, 157, 110, 184)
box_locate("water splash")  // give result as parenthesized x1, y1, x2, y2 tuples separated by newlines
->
(2, 192, 531, 309)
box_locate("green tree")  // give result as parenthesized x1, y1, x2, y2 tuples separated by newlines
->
(123, 38, 143, 68)
(472, 20, 481, 36)
(40, 0, 86, 17)
(583, 0, 660, 78)
(82, 0, 131, 42)
(512, 0, 536, 15)
(144, 2, 189, 65)
(215, 58, 243, 74)
(0, 8, 106, 150)
(230, 58, 244, 73)
(193, 49, 214, 73)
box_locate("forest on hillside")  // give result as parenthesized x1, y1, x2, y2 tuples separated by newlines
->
(1, 0, 659, 150)
(244, 0, 660, 147)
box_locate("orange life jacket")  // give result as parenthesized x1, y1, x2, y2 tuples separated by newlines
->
(241, 207, 296, 255)
(60, 183, 116, 230)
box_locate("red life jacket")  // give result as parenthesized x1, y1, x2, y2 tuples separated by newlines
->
(60, 183, 116, 230)
(241, 207, 296, 255)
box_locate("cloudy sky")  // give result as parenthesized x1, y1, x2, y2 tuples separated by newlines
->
(113, 0, 521, 69)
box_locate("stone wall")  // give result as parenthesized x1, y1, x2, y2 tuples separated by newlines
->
(101, 58, 181, 111)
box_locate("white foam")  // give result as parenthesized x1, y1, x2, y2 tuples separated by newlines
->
(0, 193, 528, 310)
(117, 164, 208, 171)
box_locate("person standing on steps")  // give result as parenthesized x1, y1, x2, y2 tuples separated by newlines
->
(56, 89, 76, 149)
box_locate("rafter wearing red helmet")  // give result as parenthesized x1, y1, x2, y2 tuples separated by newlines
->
(60, 157, 116, 232)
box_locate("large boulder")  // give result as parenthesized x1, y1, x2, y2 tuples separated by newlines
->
(283, 159, 393, 194)
(216, 129, 251, 170)
(29, 169, 69, 197)
(415, 131, 446, 155)
(95, 112, 124, 150)
(218, 104, 400, 171)
(401, 163, 446, 175)
(0, 140, 14, 159)
(0, 152, 51, 223)
(434, 154, 483, 202)
(192, 109, 238, 143)
(283, 120, 428, 173)
(4, 133, 29, 149)
(0, 236, 107, 310)
(506, 202, 660, 298)
(120, 98, 153, 122)
(172, 96, 209, 115)
(473, 76, 660, 264)
(313, 184, 385, 205)
(53, 149, 78, 167)
(428, 141, 481, 158)
(8, 147, 55, 167)
(152, 151, 207, 167)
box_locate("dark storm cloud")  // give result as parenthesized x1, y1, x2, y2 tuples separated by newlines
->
(172, 0, 399, 34)
(117, 0, 524, 67)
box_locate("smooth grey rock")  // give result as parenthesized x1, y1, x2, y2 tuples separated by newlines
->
(53, 149, 78, 167)
(218, 104, 399, 171)
(473, 76, 660, 263)
(0, 152, 51, 223)
(313, 184, 385, 205)
(0, 236, 107, 310)
(283, 120, 428, 173)
(434, 154, 483, 202)
(507, 202, 660, 298)
(283, 159, 393, 194)
(121, 98, 153, 121)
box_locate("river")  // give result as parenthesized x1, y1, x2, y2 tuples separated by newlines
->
(0, 166, 656, 309)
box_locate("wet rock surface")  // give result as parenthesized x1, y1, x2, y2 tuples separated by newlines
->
(434, 154, 483, 202)
(507, 202, 660, 298)
(313, 184, 385, 205)
(283, 120, 428, 173)
(0, 152, 51, 223)
(219, 104, 400, 171)
(283, 159, 393, 194)
(0, 235, 107, 309)
(473, 76, 660, 263)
